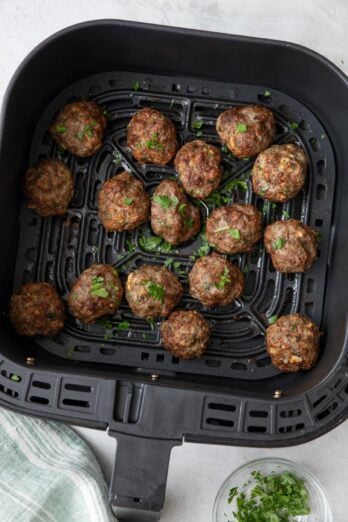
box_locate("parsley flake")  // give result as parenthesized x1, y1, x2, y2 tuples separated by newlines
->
(145, 133, 165, 152)
(289, 121, 299, 130)
(272, 237, 286, 250)
(124, 197, 134, 206)
(268, 314, 278, 324)
(90, 276, 110, 298)
(143, 281, 165, 302)
(192, 119, 203, 130)
(118, 320, 130, 330)
(152, 194, 179, 209)
(235, 123, 248, 133)
(55, 124, 67, 134)
(229, 228, 241, 239)
(215, 266, 231, 289)
(132, 81, 140, 91)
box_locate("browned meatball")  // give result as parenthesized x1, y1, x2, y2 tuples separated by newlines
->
(125, 265, 183, 319)
(98, 172, 150, 232)
(264, 219, 317, 273)
(127, 108, 178, 165)
(206, 204, 262, 254)
(151, 180, 201, 245)
(189, 253, 244, 307)
(216, 105, 275, 158)
(174, 140, 222, 199)
(23, 159, 74, 217)
(266, 314, 321, 372)
(68, 264, 123, 324)
(252, 144, 308, 202)
(160, 310, 210, 359)
(9, 283, 65, 336)
(50, 100, 107, 157)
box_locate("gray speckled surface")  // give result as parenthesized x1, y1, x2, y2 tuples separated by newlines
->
(1, 1, 348, 520)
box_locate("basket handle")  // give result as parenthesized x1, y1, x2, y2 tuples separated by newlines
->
(108, 432, 179, 521)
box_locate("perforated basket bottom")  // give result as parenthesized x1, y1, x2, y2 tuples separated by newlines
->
(13, 71, 335, 381)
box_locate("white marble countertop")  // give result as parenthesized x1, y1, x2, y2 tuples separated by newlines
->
(1, 1, 348, 520)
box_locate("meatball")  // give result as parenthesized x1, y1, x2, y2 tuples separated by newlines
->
(174, 140, 222, 199)
(216, 105, 275, 158)
(23, 159, 73, 217)
(9, 283, 65, 336)
(206, 204, 262, 254)
(266, 314, 321, 372)
(98, 172, 150, 232)
(160, 310, 210, 359)
(50, 100, 107, 157)
(125, 265, 183, 319)
(189, 254, 244, 307)
(264, 219, 317, 273)
(127, 108, 178, 165)
(68, 264, 123, 324)
(252, 144, 308, 202)
(151, 180, 201, 245)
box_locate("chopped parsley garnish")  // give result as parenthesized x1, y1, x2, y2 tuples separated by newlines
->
(97, 317, 113, 329)
(91, 246, 99, 254)
(125, 238, 136, 252)
(227, 470, 310, 521)
(178, 203, 187, 215)
(164, 258, 186, 276)
(282, 210, 291, 219)
(152, 194, 179, 209)
(316, 231, 323, 243)
(124, 197, 134, 205)
(243, 265, 249, 273)
(112, 149, 123, 165)
(66, 347, 75, 359)
(70, 292, 78, 301)
(192, 119, 203, 130)
(143, 281, 165, 302)
(268, 314, 278, 324)
(264, 90, 271, 96)
(10, 374, 21, 382)
(224, 179, 248, 192)
(145, 132, 165, 152)
(118, 320, 130, 330)
(227, 486, 238, 504)
(272, 237, 286, 250)
(77, 120, 97, 140)
(204, 191, 223, 207)
(215, 266, 231, 289)
(147, 318, 155, 330)
(289, 121, 299, 130)
(132, 81, 140, 91)
(196, 130, 203, 137)
(55, 124, 67, 134)
(90, 276, 110, 298)
(235, 123, 248, 133)
(229, 228, 241, 239)
(222, 144, 229, 153)
(184, 216, 194, 228)
(139, 235, 162, 250)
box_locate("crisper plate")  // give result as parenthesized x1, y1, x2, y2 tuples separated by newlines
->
(13, 70, 335, 380)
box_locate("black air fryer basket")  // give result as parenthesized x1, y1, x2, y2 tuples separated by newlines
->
(0, 20, 347, 521)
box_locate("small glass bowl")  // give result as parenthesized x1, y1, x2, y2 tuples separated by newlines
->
(213, 457, 332, 522)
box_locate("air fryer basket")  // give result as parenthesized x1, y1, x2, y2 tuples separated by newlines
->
(0, 21, 347, 521)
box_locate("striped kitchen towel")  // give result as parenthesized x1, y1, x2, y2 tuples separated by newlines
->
(0, 407, 115, 521)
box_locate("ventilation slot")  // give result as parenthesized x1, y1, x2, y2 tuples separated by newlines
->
(280, 409, 302, 418)
(208, 403, 236, 412)
(279, 423, 305, 433)
(32, 381, 51, 389)
(30, 396, 49, 405)
(62, 398, 90, 408)
(247, 425, 267, 433)
(312, 395, 327, 408)
(206, 418, 234, 427)
(315, 402, 338, 421)
(0, 384, 19, 398)
(249, 410, 268, 418)
(64, 383, 91, 393)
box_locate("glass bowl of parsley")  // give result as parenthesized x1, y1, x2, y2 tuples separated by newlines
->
(213, 458, 332, 522)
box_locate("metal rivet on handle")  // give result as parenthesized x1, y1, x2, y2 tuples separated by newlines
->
(273, 390, 283, 399)
(26, 356, 35, 366)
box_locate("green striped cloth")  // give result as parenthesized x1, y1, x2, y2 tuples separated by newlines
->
(0, 407, 115, 521)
